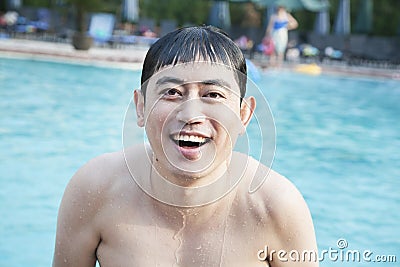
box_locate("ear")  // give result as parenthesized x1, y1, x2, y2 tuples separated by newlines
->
(134, 90, 145, 127)
(240, 96, 256, 132)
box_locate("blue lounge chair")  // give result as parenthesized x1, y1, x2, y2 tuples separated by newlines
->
(88, 13, 115, 45)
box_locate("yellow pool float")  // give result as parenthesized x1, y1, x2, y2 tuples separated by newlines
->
(294, 63, 322, 75)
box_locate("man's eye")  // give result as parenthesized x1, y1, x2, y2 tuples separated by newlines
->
(204, 92, 224, 99)
(165, 88, 182, 96)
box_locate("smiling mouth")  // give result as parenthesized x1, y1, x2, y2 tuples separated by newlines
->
(171, 134, 211, 148)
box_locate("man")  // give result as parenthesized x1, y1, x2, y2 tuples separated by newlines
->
(53, 26, 318, 266)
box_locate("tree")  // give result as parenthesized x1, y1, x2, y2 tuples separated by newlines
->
(139, 0, 210, 26)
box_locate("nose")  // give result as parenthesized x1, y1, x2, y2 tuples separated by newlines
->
(175, 99, 206, 124)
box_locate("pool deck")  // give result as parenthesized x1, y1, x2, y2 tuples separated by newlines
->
(1, 38, 399, 80)
(0, 38, 147, 70)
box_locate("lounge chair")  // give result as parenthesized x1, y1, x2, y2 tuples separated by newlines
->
(88, 13, 115, 46)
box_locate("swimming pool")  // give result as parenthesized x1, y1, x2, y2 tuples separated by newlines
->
(0, 57, 398, 266)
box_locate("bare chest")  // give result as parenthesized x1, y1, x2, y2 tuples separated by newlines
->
(96, 212, 270, 267)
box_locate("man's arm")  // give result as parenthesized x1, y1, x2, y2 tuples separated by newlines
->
(267, 175, 319, 267)
(53, 159, 104, 267)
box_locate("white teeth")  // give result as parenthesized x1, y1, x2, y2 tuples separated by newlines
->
(173, 134, 206, 143)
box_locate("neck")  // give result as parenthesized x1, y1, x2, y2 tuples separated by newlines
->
(151, 181, 238, 229)
(140, 147, 248, 214)
(149, 157, 234, 207)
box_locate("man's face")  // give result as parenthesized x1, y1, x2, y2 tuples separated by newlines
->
(135, 62, 255, 183)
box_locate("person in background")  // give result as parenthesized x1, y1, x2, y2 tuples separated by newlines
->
(265, 5, 298, 67)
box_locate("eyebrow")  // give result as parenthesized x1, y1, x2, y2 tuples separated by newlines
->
(156, 76, 185, 86)
(202, 79, 232, 89)
(156, 76, 232, 89)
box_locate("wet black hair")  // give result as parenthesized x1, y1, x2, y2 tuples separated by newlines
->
(140, 25, 247, 101)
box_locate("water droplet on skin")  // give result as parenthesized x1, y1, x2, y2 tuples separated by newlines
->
(63, 258, 67, 263)
(87, 202, 91, 206)
(173, 211, 187, 265)
(87, 190, 91, 194)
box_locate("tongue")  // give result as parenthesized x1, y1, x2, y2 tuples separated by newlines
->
(178, 144, 202, 160)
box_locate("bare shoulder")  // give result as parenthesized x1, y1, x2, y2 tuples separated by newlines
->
(60, 144, 148, 220)
(67, 150, 127, 197)
(260, 169, 309, 226)
(236, 155, 318, 265)
(53, 145, 149, 266)
(236, 155, 308, 215)
(53, 150, 131, 266)
(67, 144, 147, 195)
(245, 156, 313, 229)
(59, 149, 132, 224)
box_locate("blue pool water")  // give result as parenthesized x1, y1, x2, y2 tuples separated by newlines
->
(0, 57, 399, 266)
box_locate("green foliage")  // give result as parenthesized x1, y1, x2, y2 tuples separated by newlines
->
(292, 9, 315, 31)
(66, 0, 105, 12)
(328, 0, 400, 36)
(23, 0, 118, 12)
(372, 0, 400, 36)
(16, 0, 400, 36)
(23, 0, 51, 8)
(139, 0, 211, 26)
(289, 0, 400, 36)
(231, 2, 264, 27)
(230, 2, 245, 26)
(0, 1, 6, 12)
